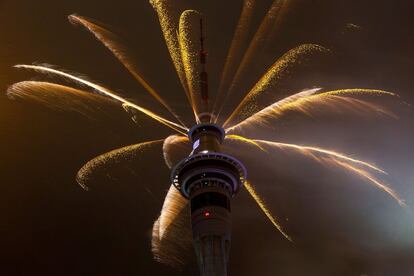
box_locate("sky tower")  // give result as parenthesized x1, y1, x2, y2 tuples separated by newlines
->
(171, 19, 247, 276)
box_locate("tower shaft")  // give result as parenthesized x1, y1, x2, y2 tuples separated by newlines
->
(195, 235, 228, 276)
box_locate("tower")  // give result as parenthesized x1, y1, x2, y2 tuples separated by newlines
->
(171, 19, 247, 276)
(172, 123, 246, 276)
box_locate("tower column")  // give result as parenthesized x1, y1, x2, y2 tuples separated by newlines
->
(195, 235, 229, 276)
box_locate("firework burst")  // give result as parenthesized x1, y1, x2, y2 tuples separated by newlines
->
(7, 0, 407, 269)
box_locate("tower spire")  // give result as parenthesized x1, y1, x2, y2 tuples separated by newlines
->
(199, 18, 210, 122)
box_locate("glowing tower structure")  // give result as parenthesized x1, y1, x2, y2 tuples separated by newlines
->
(171, 19, 247, 276)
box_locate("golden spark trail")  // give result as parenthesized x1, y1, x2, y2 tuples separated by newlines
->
(76, 139, 164, 190)
(320, 89, 396, 97)
(68, 14, 187, 127)
(254, 139, 387, 174)
(14, 64, 188, 134)
(223, 44, 329, 127)
(225, 134, 266, 152)
(225, 88, 396, 132)
(332, 160, 406, 207)
(7, 81, 117, 118)
(275, 92, 397, 118)
(150, 0, 193, 112)
(121, 102, 185, 134)
(213, 0, 257, 118)
(216, 0, 289, 120)
(178, 10, 202, 119)
(228, 0, 288, 87)
(226, 88, 321, 132)
(252, 139, 406, 206)
(244, 181, 292, 241)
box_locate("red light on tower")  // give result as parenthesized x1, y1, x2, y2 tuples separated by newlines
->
(204, 211, 210, 217)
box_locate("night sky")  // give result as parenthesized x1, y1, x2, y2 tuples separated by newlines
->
(1, 0, 414, 275)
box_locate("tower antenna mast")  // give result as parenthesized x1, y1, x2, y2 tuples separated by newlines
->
(199, 18, 210, 122)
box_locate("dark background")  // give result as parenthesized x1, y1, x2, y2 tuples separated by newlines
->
(1, 0, 414, 275)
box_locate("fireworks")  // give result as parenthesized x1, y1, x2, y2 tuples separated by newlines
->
(68, 14, 186, 126)
(162, 135, 190, 168)
(216, 0, 290, 120)
(178, 10, 202, 118)
(222, 44, 329, 126)
(7, 81, 118, 118)
(225, 88, 397, 132)
(7, 0, 408, 269)
(11, 64, 187, 134)
(244, 180, 292, 241)
(152, 186, 192, 267)
(251, 139, 405, 205)
(213, 0, 257, 117)
(76, 140, 164, 190)
(150, 0, 192, 110)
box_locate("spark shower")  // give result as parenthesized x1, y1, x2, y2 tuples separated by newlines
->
(7, 0, 407, 272)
